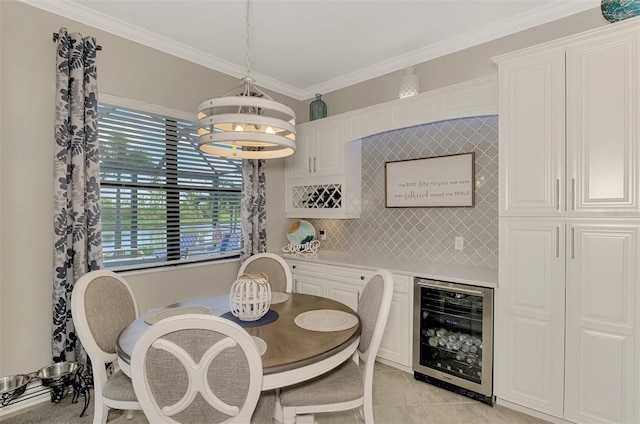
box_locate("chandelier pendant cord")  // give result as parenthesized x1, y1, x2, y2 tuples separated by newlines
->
(222, 0, 272, 107)
(245, 0, 251, 81)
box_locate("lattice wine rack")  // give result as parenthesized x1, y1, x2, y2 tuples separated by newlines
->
(291, 184, 343, 209)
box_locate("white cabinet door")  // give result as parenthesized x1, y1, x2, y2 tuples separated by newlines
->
(498, 48, 566, 216)
(378, 291, 411, 367)
(288, 259, 327, 296)
(564, 221, 639, 424)
(314, 119, 345, 177)
(286, 125, 315, 179)
(497, 219, 566, 418)
(293, 273, 326, 297)
(327, 280, 362, 311)
(566, 29, 640, 216)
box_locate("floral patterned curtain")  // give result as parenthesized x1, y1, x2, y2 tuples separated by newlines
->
(240, 158, 266, 260)
(52, 28, 102, 400)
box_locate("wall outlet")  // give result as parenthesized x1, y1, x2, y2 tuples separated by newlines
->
(319, 230, 326, 241)
(454, 236, 464, 251)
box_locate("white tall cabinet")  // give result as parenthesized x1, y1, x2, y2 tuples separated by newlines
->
(495, 19, 640, 424)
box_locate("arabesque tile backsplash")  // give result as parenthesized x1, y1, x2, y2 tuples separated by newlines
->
(307, 115, 498, 269)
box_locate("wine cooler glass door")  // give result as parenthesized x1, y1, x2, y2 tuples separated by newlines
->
(414, 279, 493, 398)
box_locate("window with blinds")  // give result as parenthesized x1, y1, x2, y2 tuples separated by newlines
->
(98, 103, 242, 270)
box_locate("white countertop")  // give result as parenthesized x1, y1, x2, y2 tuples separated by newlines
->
(278, 250, 497, 288)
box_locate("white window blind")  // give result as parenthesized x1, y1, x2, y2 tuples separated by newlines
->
(98, 103, 242, 270)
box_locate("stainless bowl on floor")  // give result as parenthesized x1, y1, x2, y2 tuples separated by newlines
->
(36, 362, 80, 388)
(0, 374, 31, 405)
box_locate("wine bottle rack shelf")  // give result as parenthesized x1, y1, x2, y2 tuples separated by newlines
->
(291, 184, 343, 209)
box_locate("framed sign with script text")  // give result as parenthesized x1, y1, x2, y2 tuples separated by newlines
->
(384, 152, 475, 208)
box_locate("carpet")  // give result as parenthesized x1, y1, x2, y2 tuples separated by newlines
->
(0, 391, 123, 424)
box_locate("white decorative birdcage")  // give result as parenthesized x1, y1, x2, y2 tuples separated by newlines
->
(230, 273, 272, 321)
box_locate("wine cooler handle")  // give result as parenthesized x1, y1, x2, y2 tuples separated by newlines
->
(417, 281, 483, 296)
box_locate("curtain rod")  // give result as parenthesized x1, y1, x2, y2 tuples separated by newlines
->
(52, 32, 103, 51)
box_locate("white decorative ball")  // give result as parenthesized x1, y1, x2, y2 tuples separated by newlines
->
(230, 273, 272, 321)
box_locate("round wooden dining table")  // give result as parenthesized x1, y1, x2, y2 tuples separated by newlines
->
(116, 293, 361, 390)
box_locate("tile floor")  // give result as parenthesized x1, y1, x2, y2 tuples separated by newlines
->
(112, 362, 550, 424)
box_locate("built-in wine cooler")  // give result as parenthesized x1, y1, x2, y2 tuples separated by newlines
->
(413, 277, 494, 405)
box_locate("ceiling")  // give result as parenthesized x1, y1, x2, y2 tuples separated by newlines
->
(25, 0, 599, 100)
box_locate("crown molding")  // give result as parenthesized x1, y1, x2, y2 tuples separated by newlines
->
(24, 0, 599, 101)
(303, 0, 600, 98)
(21, 0, 304, 99)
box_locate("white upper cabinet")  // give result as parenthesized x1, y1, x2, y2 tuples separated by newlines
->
(286, 124, 315, 179)
(314, 120, 345, 177)
(286, 118, 345, 180)
(285, 117, 361, 219)
(566, 28, 640, 215)
(498, 48, 566, 216)
(496, 24, 640, 218)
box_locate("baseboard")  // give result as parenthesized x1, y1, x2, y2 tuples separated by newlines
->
(495, 397, 570, 424)
(375, 357, 412, 373)
(0, 389, 50, 419)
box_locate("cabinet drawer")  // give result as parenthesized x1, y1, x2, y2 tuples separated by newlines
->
(287, 260, 325, 277)
(327, 266, 373, 284)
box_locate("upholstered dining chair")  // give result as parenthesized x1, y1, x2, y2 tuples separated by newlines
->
(277, 269, 394, 424)
(130, 314, 275, 423)
(238, 252, 294, 293)
(71, 270, 142, 424)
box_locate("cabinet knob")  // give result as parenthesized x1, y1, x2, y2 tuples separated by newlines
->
(292, 265, 297, 269)
(360, 276, 365, 280)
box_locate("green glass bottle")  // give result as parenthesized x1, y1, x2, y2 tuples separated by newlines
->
(309, 94, 327, 121)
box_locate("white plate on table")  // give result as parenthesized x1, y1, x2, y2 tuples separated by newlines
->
(144, 306, 210, 325)
(251, 336, 267, 356)
(294, 309, 359, 332)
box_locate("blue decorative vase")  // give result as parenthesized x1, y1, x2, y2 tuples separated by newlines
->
(601, 0, 640, 23)
(309, 94, 327, 121)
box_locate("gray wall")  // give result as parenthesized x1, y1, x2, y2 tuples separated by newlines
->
(313, 8, 607, 117)
(0, 0, 297, 376)
(0, 0, 609, 378)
